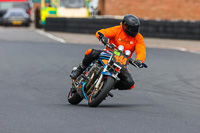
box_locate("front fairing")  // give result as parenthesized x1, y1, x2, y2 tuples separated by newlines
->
(99, 50, 122, 79)
(99, 50, 112, 67)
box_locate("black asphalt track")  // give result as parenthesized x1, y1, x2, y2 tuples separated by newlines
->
(0, 28, 200, 133)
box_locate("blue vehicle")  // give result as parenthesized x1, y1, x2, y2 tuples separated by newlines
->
(68, 40, 147, 107)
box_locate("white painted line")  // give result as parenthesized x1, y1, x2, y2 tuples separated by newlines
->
(146, 46, 200, 54)
(179, 47, 187, 51)
(35, 29, 66, 43)
(175, 47, 200, 54)
(187, 50, 200, 54)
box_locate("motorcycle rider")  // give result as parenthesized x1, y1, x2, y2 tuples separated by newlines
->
(70, 14, 146, 90)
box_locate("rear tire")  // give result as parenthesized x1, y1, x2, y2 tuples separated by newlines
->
(88, 76, 115, 107)
(68, 90, 83, 105)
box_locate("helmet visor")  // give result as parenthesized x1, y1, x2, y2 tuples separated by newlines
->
(127, 25, 139, 33)
(127, 26, 139, 33)
(123, 24, 139, 37)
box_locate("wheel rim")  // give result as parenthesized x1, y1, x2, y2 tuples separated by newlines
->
(89, 78, 106, 102)
(68, 91, 74, 99)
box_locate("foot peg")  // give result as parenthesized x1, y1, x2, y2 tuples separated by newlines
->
(108, 92, 114, 97)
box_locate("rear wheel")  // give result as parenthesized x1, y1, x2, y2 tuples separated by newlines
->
(88, 76, 115, 107)
(68, 90, 83, 105)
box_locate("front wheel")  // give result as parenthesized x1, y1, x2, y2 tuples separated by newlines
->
(68, 90, 83, 105)
(88, 76, 115, 107)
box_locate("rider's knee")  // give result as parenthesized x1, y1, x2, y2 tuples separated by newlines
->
(85, 49, 101, 59)
(127, 78, 135, 90)
(117, 78, 135, 90)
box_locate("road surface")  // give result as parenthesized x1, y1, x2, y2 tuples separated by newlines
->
(0, 26, 200, 133)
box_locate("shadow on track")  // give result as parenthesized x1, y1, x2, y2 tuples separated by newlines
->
(66, 103, 153, 108)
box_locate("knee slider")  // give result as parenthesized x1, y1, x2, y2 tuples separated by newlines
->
(85, 49, 93, 55)
(116, 79, 135, 90)
(124, 77, 135, 90)
(85, 49, 100, 59)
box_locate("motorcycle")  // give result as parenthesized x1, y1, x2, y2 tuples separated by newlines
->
(68, 38, 147, 107)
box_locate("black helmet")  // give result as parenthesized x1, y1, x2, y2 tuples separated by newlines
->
(122, 14, 140, 37)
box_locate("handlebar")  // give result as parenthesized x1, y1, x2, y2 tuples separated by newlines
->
(106, 43, 116, 49)
(98, 32, 116, 49)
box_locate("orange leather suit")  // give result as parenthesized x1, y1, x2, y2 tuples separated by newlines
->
(96, 23, 146, 63)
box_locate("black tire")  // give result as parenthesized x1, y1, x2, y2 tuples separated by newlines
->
(88, 76, 115, 107)
(3, 23, 8, 26)
(68, 90, 83, 105)
(25, 23, 30, 27)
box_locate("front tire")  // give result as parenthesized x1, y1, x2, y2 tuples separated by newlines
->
(68, 90, 83, 105)
(88, 76, 115, 107)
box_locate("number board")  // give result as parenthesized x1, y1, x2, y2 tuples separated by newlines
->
(112, 50, 129, 67)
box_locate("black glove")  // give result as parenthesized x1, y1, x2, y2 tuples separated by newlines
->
(98, 32, 104, 39)
(98, 32, 108, 45)
(133, 60, 143, 68)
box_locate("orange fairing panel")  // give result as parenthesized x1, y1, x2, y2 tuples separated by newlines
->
(102, 59, 108, 65)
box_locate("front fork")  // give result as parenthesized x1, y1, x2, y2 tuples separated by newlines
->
(94, 67, 119, 89)
(94, 74, 103, 89)
(95, 54, 113, 89)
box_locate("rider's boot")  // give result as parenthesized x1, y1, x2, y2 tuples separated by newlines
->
(70, 63, 86, 79)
